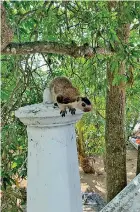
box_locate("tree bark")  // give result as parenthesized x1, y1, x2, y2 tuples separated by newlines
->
(136, 145, 140, 176)
(1, 4, 13, 51)
(105, 2, 130, 201)
(105, 61, 127, 202)
(1, 41, 112, 58)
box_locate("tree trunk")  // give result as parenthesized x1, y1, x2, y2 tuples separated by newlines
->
(1, 4, 13, 50)
(105, 62, 127, 202)
(136, 145, 140, 175)
(105, 2, 130, 201)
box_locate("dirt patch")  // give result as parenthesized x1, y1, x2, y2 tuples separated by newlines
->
(80, 147, 137, 201)
(19, 147, 137, 202)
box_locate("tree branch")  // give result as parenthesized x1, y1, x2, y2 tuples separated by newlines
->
(1, 41, 113, 58)
(1, 4, 13, 50)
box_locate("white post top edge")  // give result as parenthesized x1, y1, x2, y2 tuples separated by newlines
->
(15, 103, 83, 127)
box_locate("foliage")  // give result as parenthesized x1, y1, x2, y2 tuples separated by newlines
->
(1, 1, 140, 210)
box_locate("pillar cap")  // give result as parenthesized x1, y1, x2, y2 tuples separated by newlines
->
(15, 103, 83, 127)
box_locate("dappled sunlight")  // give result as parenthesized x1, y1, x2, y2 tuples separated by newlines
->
(80, 148, 137, 201)
(80, 155, 107, 199)
(95, 185, 106, 194)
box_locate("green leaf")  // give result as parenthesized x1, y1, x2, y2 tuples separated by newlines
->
(12, 162, 18, 169)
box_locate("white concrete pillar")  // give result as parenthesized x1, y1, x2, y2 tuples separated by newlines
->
(15, 103, 83, 212)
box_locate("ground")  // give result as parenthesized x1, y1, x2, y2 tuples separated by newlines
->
(80, 146, 138, 201)
(17, 146, 138, 212)
(20, 145, 137, 202)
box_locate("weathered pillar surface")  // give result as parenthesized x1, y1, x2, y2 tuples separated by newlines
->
(101, 174, 140, 212)
(15, 103, 83, 212)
